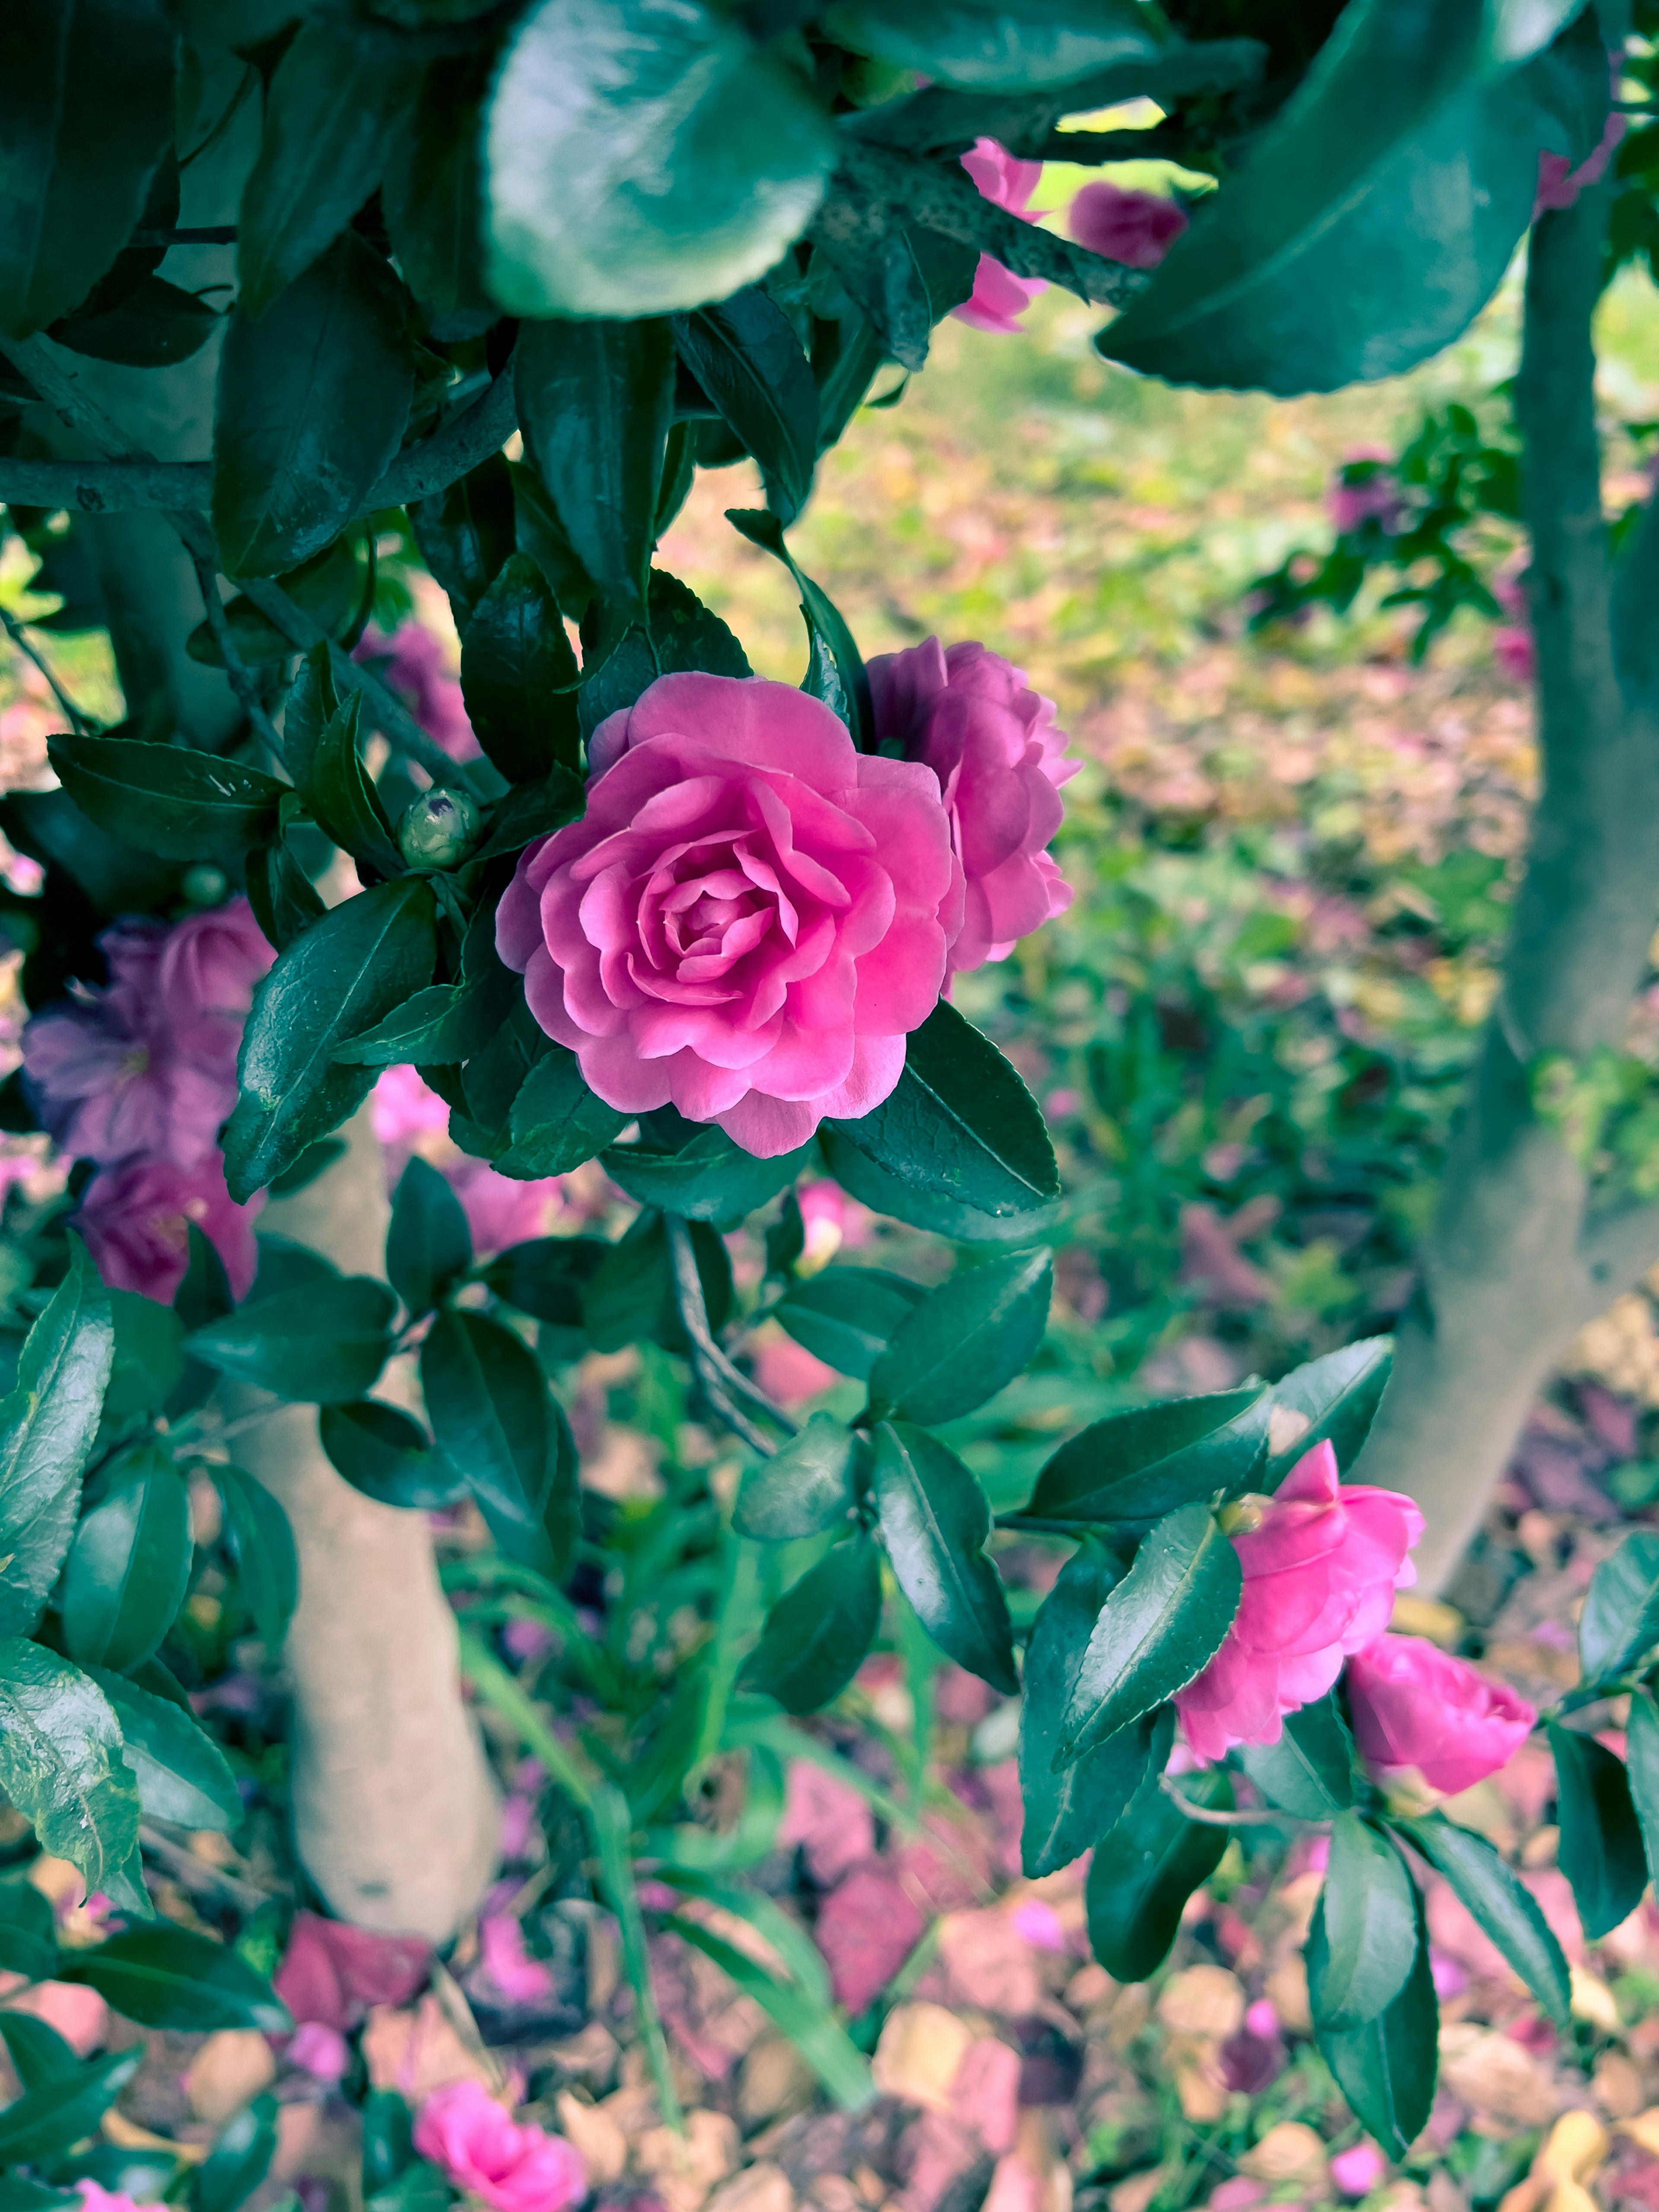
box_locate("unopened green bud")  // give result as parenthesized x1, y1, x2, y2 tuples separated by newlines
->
(397, 784, 480, 870)
(181, 864, 229, 907)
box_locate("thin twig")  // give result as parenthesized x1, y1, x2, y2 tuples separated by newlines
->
(188, 550, 287, 767)
(664, 1215, 797, 1451)
(139, 1824, 272, 1910)
(0, 604, 93, 734)
(1159, 1773, 1317, 1828)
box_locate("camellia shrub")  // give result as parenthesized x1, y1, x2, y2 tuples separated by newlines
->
(2, 0, 1659, 2187)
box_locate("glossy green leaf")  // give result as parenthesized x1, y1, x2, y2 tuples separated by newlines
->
(743, 1532, 882, 1715)
(226, 877, 437, 1201)
(511, 463, 598, 619)
(0, 1643, 143, 1912)
(817, 1123, 1040, 1245)
(85, 1667, 242, 1834)
(318, 1400, 464, 1511)
(735, 1415, 862, 1541)
(725, 509, 872, 747)
(480, 1236, 607, 1332)
(331, 987, 462, 1069)
(0, 2049, 142, 2167)
(62, 1446, 191, 1673)
(193, 2096, 277, 2212)
(1395, 1811, 1571, 2027)
(1058, 1502, 1240, 1761)
(459, 554, 581, 783)
(1580, 1531, 1659, 1685)
(873, 1422, 1017, 1693)
(576, 569, 753, 740)
(0, 2013, 77, 2090)
(1265, 1337, 1393, 1485)
(0, 1240, 114, 1637)
(102, 1293, 187, 1425)
(775, 1267, 926, 1382)
(46, 738, 283, 865)
(1029, 1386, 1270, 1529)
(825, 0, 1160, 91)
(472, 769, 586, 865)
(1086, 1738, 1227, 1981)
(308, 693, 404, 881)
(1239, 1693, 1356, 1818)
(280, 642, 339, 793)
(1310, 1813, 1416, 2028)
(187, 1276, 397, 1404)
(245, 839, 326, 957)
(386, 1157, 472, 1317)
(410, 454, 514, 630)
(60, 1926, 289, 2034)
(213, 235, 415, 579)
(382, 57, 493, 320)
(493, 1046, 630, 1180)
(420, 1309, 577, 1577)
(867, 1248, 1052, 1426)
(675, 292, 819, 524)
(602, 1126, 813, 1224)
(1627, 1690, 1659, 1897)
(1550, 1722, 1648, 1940)
(666, 1915, 874, 2110)
(485, 0, 835, 318)
(216, 1468, 299, 1652)
(0, 1878, 60, 1983)
(1309, 1882, 1437, 2158)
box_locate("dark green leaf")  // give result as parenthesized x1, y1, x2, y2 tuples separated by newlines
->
(576, 569, 752, 739)
(318, 1401, 464, 1511)
(331, 987, 463, 1068)
(102, 1293, 186, 1425)
(484, 0, 835, 318)
(0, 2049, 142, 2168)
(675, 292, 819, 523)
(382, 57, 493, 321)
(213, 235, 415, 579)
(0, 1878, 60, 1983)
(494, 1046, 630, 1179)
(1265, 1337, 1393, 1485)
(53, 276, 216, 369)
(873, 1421, 1017, 1693)
(174, 1225, 233, 1335)
(808, 211, 937, 378)
(1549, 1722, 1648, 1940)
(1239, 1694, 1356, 1818)
(1395, 1811, 1571, 2028)
(735, 1415, 862, 1541)
(1029, 1387, 1270, 1529)
(1627, 1690, 1659, 1898)
(187, 1276, 397, 1404)
(472, 769, 586, 865)
(0, 1643, 143, 1912)
(47, 738, 283, 865)
(410, 454, 514, 628)
(1058, 1502, 1240, 1761)
(1579, 1531, 1659, 1684)
(1310, 1813, 1416, 2028)
(743, 1532, 882, 1714)
(280, 642, 338, 794)
(775, 1267, 926, 1382)
(245, 840, 326, 957)
(602, 1127, 813, 1224)
(193, 2097, 277, 2212)
(308, 694, 404, 881)
(511, 463, 597, 619)
(85, 1667, 242, 1834)
(225, 877, 437, 1201)
(420, 1309, 577, 1577)
(1086, 1734, 1227, 1981)
(386, 1157, 472, 1316)
(61, 1926, 289, 2034)
(825, 0, 1160, 91)
(62, 1446, 191, 1673)
(1309, 1882, 1437, 2158)
(459, 554, 581, 783)
(217, 1468, 299, 1651)
(583, 1210, 736, 1354)
(0, 2013, 77, 2090)
(866, 1247, 1052, 1425)
(724, 508, 872, 747)
(480, 1235, 607, 1330)
(817, 1123, 1042, 1245)
(362, 2088, 413, 2197)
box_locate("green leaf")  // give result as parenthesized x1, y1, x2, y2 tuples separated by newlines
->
(511, 463, 598, 620)
(484, 0, 835, 318)
(45, 738, 283, 865)
(330, 987, 463, 1068)
(1020, 1543, 1163, 1877)
(480, 1236, 607, 1333)
(735, 1415, 862, 1541)
(1057, 1502, 1241, 1761)
(212, 234, 415, 580)
(54, 277, 215, 369)
(656, 1866, 831, 2006)
(516, 318, 676, 609)
(85, 1668, 242, 1834)
(193, 2096, 277, 2212)
(103, 1292, 187, 1425)
(226, 877, 437, 1201)
(0, 0, 175, 339)
(1580, 1531, 1659, 1685)
(420, 1309, 577, 1577)
(61, 1446, 191, 1673)
(216, 1468, 299, 1651)
(1265, 1337, 1393, 1484)
(1627, 1690, 1659, 1898)
(872, 1422, 1017, 1693)
(0, 1643, 143, 1911)
(0, 2049, 142, 2168)
(674, 293, 819, 524)
(867, 1248, 1052, 1426)
(817, 1124, 1040, 1245)
(1239, 1694, 1357, 1818)
(187, 1276, 397, 1404)
(60, 1926, 290, 2034)
(743, 1532, 882, 1714)
(1549, 1722, 1648, 1940)
(308, 693, 404, 882)
(1309, 1813, 1416, 2028)
(1086, 1735, 1227, 1981)
(0, 1239, 114, 1637)
(833, 1001, 1058, 1224)
(1309, 1882, 1437, 2158)
(602, 1127, 813, 1224)
(459, 553, 581, 782)
(382, 57, 493, 321)
(775, 1267, 926, 1382)
(665, 1914, 874, 2111)
(576, 570, 753, 739)
(280, 642, 339, 793)
(1395, 1811, 1571, 2028)
(386, 1157, 472, 1317)
(493, 1047, 630, 1179)
(410, 454, 515, 631)
(236, 22, 413, 319)
(724, 509, 872, 747)
(0, 2013, 77, 2090)
(319, 1401, 464, 1511)
(825, 0, 1161, 91)
(1028, 1387, 1270, 1529)
(245, 839, 326, 957)
(0, 1877, 60, 1983)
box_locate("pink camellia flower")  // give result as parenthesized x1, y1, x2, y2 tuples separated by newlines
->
(371, 1063, 452, 1150)
(499, 672, 961, 1159)
(413, 2078, 586, 2212)
(355, 623, 479, 762)
(1174, 1440, 1424, 1761)
(157, 897, 273, 1076)
(76, 1150, 264, 1302)
(1330, 2143, 1387, 2199)
(1327, 448, 1404, 536)
(868, 639, 1075, 973)
(1068, 180, 1189, 269)
(1345, 1633, 1536, 1796)
(955, 138, 1046, 335)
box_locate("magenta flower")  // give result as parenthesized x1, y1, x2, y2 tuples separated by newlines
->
(954, 138, 1046, 335)
(354, 622, 480, 761)
(1327, 448, 1404, 536)
(868, 638, 1075, 973)
(499, 672, 961, 1158)
(1068, 180, 1189, 270)
(158, 897, 274, 1074)
(287, 2021, 350, 2081)
(413, 2079, 586, 2212)
(74, 2185, 147, 2212)
(1345, 1633, 1535, 1796)
(1330, 2144, 1387, 2199)
(76, 1150, 264, 1302)
(1174, 1440, 1424, 1761)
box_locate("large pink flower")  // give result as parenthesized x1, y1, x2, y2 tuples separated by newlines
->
(1345, 1634, 1535, 1796)
(498, 672, 961, 1159)
(158, 897, 273, 1065)
(76, 1150, 264, 1302)
(413, 2079, 585, 2212)
(1174, 1440, 1424, 1762)
(1069, 181, 1189, 269)
(868, 639, 1074, 972)
(955, 138, 1046, 335)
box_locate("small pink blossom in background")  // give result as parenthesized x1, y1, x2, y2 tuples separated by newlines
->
(371, 1063, 451, 1149)
(74, 2183, 146, 2212)
(275, 1910, 431, 2033)
(750, 1328, 839, 1407)
(1010, 1898, 1066, 1953)
(1344, 1632, 1535, 1795)
(868, 638, 1074, 973)
(371, 1066, 563, 1256)
(955, 139, 1046, 335)
(500, 1617, 554, 1664)
(1327, 448, 1404, 536)
(478, 1916, 556, 2005)
(1068, 180, 1189, 269)
(0, 1976, 108, 2054)
(1330, 2142, 1386, 2198)
(1244, 1997, 1278, 2038)
(779, 1757, 876, 1887)
(1208, 2180, 1265, 2212)
(499, 673, 962, 1159)
(288, 2021, 350, 2081)
(1175, 1440, 1424, 1761)
(355, 623, 480, 762)
(77, 1150, 263, 1302)
(1494, 626, 1536, 685)
(413, 2078, 586, 2212)
(1430, 1947, 1469, 1998)
(796, 1178, 846, 1269)
(158, 898, 274, 1074)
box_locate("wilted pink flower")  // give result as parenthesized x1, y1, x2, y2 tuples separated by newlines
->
(287, 2021, 350, 2081)
(1345, 1633, 1535, 1796)
(355, 623, 479, 762)
(1330, 2143, 1386, 2198)
(1327, 448, 1403, 536)
(1174, 1440, 1424, 1761)
(955, 138, 1046, 335)
(1068, 180, 1188, 269)
(868, 639, 1074, 973)
(499, 673, 961, 1158)
(413, 2079, 586, 2212)
(274, 1909, 431, 2032)
(77, 1150, 263, 1302)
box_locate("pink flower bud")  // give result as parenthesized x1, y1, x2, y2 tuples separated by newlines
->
(1068, 181, 1189, 270)
(1344, 1633, 1535, 1796)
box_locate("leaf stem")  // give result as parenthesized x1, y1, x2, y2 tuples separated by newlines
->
(0, 604, 94, 735)
(1160, 1774, 1319, 1828)
(664, 1214, 797, 1450)
(187, 551, 286, 767)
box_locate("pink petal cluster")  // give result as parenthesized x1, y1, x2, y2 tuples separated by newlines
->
(1344, 1632, 1535, 1796)
(868, 639, 1075, 972)
(1068, 180, 1189, 270)
(413, 2078, 586, 2212)
(369, 1066, 565, 1255)
(955, 138, 1046, 335)
(76, 1153, 262, 1303)
(354, 622, 480, 762)
(1174, 1440, 1424, 1761)
(1326, 447, 1404, 536)
(499, 672, 961, 1159)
